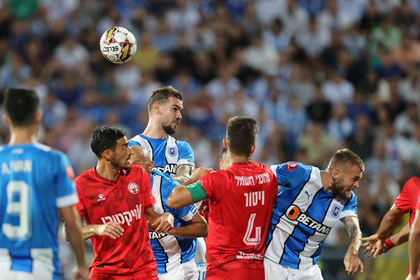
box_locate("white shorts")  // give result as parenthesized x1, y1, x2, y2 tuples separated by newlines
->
(2, 271, 51, 280)
(195, 237, 206, 280)
(158, 259, 198, 280)
(264, 258, 324, 280)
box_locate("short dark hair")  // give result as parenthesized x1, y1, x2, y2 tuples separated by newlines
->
(329, 149, 365, 172)
(147, 86, 182, 114)
(226, 116, 257, 157)
(90, 126, 127, 158)
(4, 88, 40, 127)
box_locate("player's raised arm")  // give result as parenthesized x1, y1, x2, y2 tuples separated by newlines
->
(60, 206, 89, 280)
(342, 216, 364, 275)
(167, 167, 213, 209)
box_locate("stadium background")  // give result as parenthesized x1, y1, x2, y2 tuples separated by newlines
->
(0, 0, 417, 279)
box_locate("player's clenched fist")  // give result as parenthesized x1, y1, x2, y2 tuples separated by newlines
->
(95, 222, 124, 239)
(152, 212, 174, 233)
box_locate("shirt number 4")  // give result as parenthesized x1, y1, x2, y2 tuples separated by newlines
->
(243, 213, 261, 246)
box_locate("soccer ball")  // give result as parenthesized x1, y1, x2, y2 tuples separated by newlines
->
(99, 26, 137, 64)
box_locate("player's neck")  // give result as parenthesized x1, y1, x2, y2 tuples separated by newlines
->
(142, 119, 168, 139)
(230, 154, 251, 164)
(95, 161, 120, 181)
(8, 127, 38, 146)
(320, 170, 334, 192)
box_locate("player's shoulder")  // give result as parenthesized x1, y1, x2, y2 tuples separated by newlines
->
(405, 176, 420, 188)
(271, 161, 312, 176)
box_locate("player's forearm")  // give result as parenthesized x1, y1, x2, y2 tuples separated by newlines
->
(147, 212, 171, 231)
(344, 217, 362, 253)
(172, 164, 194, 184)
(389, 223, 410, 247)
(65, 220, 87, 269)
(79, 224, 102, 240)
(409, 226, 420, 274)
(377, 206, 404, 239)
(171, 175, 190, 184)
(171, 222, 208, 238)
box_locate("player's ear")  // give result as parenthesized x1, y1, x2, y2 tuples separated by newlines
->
(250, 143, 256, 154)
(223, 139, 227, 149)
(148, 160, 155, 172)
(35, 111, 42, 124)
(103, 150, 112, 161)
(153, 102, 162, 115)
(2, 114, 10, 127)
(332, 168, 340, 181)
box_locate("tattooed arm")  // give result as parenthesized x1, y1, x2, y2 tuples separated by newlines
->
(172, 164, 194, 184)
(342, 216, 364, 275)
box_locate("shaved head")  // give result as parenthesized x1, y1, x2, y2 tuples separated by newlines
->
(129, 146, 153, 174)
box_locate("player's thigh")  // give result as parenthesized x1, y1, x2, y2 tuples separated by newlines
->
(264, 258, 323, 280)
(264, 258, 288, 280)
(159, 259, 198, 280)
(207, 267, 264, 280)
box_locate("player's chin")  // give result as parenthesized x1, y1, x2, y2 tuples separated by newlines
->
(123, 162, 131, 170)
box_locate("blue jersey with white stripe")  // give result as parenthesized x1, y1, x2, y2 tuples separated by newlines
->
(265, 162, 358, 270)
(149, 170, 197, 274)
(129, 134, 195, 176)
(0, 143, 78, 279)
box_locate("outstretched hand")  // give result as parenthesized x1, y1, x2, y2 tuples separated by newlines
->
(360, 234, 388, 258)
(344, 250, 364, 274)
(72, 266, 89, 280)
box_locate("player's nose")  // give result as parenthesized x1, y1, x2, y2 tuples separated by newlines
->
(127, 146, 133, 155)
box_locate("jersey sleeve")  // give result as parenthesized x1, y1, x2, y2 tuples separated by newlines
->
(177, 141, 195, 167)
(395, 178, 415, 213)
(55, 152, 79, 208)
(340, 191, 358, 219)
(128, 139, 140, 147)
(270, 162, 312, 191)
(74, 180, 86, 219)
(199, 171, 225, 202)
(162, 174, 198, 221)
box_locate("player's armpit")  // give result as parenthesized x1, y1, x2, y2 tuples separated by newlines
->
(172, 164, 195, 184)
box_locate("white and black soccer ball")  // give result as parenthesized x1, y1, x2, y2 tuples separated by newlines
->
(99, 26, 137, 64)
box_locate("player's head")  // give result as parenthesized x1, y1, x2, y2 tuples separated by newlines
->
(219, 147, 231, 170)
(129, 146, 154, 176)
(147, 86, 183, 135)
(90, 126, 132, 170)
(3, 88, 41, 128)
(327, 149, 364, 200)
(224, 116, 257, 158)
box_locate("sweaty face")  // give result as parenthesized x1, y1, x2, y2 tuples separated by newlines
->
(330, 165, 362, 200)
(160, 96, 183, 135)
(110, 137, 132, 170)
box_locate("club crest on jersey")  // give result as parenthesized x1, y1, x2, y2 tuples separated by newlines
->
(331, 205, 342, 219)
(128, 182, 139, 194)
(169, 147, 176, 156)
(285, 162, 298, 171)
(97, 193, 106, 201)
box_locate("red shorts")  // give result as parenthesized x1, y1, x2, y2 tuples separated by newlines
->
(206, 267, 265, 280)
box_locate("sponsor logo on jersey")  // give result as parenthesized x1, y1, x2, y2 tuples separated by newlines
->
(97, 193, 106, 201)
(285, 205, 332, 234)
(152, 164, 177, 175)
(236, 251, 263, 261)
(101, 204, 142, 226)
(128, 182, 139, 194)
(331, 204, 342, 219)
(149, 232, 167, 239)
(285, 162, 298, 171)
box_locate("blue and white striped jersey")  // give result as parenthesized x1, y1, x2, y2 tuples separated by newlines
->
(265, 162, 358, 270)
(149, 170, 197, 274)
(129, 134, 195, 176)
(0, 143, 78, 279)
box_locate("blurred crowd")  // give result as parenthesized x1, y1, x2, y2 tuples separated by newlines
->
(0, 0, 418, 278)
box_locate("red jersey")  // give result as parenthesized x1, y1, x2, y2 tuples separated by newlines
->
(199, 161, 278, 277)
(75, 165, 158, 279)
(394, 177, 420, 226)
